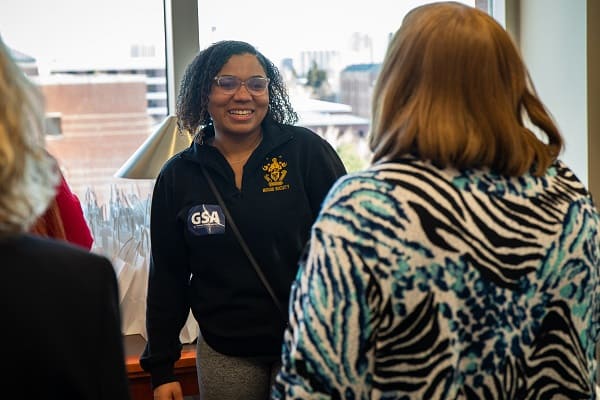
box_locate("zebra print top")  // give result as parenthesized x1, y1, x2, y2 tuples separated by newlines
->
(273, 157, 600, 400)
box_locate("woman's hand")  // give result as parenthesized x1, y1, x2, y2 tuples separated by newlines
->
(153, 381, 184, 400)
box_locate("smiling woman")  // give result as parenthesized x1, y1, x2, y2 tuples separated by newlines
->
(207, 53, 271, 147)
(139, 40, 347, 400)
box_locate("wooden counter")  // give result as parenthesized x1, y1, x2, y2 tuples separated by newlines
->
(124, 334, 199, 400)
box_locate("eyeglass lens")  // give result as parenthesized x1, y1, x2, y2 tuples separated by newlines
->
(216, 76, 269, 94)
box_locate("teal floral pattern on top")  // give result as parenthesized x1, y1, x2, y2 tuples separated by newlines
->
(273, 157, 600, 400)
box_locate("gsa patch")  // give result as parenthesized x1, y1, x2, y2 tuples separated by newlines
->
(187, 205, 225, 236)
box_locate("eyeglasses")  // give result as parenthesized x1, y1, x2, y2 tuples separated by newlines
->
(213, 75, 270, 95)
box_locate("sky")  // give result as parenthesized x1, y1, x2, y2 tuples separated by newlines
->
(0, 0, 164, 69)
(198, 0, 475, 63)
(0, 0, 474, 71)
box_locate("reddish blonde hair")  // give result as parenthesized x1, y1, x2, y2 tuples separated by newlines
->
(369, 2, 563, 176)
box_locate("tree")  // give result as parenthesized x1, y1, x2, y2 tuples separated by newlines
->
(336, 142, 368, 173)
(305, 61, 327, 89)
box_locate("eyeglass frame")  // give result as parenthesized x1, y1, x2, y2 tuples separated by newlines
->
(212, 75, 271, 95)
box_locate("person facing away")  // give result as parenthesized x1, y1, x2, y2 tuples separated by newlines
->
(273, 2, 600, 399)
(140, 40, 347, 400)
(30, 161, 94, 250)
(0, 34, 131, 400)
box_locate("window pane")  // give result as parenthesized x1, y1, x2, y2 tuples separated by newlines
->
(1, 0, 166, 255)
(1, 0, 498, 258)
(198, 0, 494, 171)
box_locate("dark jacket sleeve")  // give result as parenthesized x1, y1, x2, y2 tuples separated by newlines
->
(140, 165, 192, 389)
(96, 256, 132, 399)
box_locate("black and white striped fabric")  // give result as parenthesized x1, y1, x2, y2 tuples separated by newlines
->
(273, 156, 600, 400)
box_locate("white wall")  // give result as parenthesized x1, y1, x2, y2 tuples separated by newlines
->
(516, 0, 588, 185)
(588, 0, 600, 202)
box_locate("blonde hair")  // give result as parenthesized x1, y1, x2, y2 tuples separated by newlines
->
(369, 1, 563, 176)
(0, 35, 59, 234)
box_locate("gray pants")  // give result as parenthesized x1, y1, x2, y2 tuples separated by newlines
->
(196, 334, 281, 400)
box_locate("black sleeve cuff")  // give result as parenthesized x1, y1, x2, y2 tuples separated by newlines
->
(149, 364, 177, 390)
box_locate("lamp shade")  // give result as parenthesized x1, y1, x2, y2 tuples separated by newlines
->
(114, 115, 193, 179)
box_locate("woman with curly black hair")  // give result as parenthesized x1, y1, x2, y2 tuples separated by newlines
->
(140, 40, 346, 400)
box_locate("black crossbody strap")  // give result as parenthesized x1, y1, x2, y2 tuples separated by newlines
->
(200, 166, 287, 320)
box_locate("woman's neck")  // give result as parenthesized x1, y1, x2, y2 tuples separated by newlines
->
(212, 131, 263, 164)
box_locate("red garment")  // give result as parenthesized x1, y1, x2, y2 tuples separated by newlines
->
(54, 175, 94, 250)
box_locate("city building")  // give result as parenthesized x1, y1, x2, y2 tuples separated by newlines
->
(339, 63, 381, 119)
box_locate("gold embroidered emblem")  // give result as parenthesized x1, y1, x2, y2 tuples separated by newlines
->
(262, 157, 290, 192)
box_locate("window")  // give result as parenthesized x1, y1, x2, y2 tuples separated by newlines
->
(2, 0, 499, 251)
(197, 0, 497, 172)
(1, 0, 166, 257)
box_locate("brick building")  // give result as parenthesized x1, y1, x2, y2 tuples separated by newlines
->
(38, 73, 155, 202)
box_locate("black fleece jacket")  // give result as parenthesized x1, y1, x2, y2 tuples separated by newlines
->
(140, 117, 347, 388)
